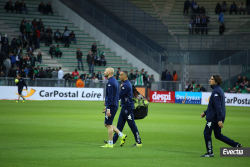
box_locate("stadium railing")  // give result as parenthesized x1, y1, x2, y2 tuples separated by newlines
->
(59, 0, 164, 74)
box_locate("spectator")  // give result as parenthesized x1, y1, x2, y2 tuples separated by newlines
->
(45, 33, 52, 46)
(166, 72, 172, 81)
(190, 0, 195, 15)
(64, 26, 70, 47)
(201, 15, 208, 35)
(247, 0, 250, 15)
(49, 45, 56, 58)
(239, 2, 246, 14)
(215, 2, 222, 14)
(222, 1, 227, 13)
(150, 75, 155, 82)
(87, 51, 94, 73)
(9, 53, 16, 68)
(227, 87, 231, 93)
(11, 38, 17, 49)
(37, 19, 43, 29)
(39, 25, 45, 33)
(195, 15, 201, 34)
(37, 51, 42, 64)
(32, 19, 38, 30)
(28, 32, 33, 47)
(129, 70, 135, 81)
(8, 67, 16, 77)
(26, 44, 33, 54)
(237, 75, 243, 84)
(243, 76, 248, 82)
(37, 70, 45, 78)
(189, 18, 194, 34)
(46, 27, 53, 34)
(46, 2, 53, 15)
(193, 2, 199, 14)
(69, 31, 76, 44)
(172, 71, 178, 81)
(25, 20, 32, 37)
(36, 28, 41, 49)
(237, 89, 241, 93)
(44, 70, 52, 78)
(14, 1, 21, 13)
(51, 69, 58, 79)
(72, 69, 79, 77)
(76, 48, 83, 71)
(22, 32, 27, 48)
(20, 0, 28, 14)
(30, 54, 36, 67)
(24, 66, 29, 76)
(0, 71, 6, 77)
(40, 31, 46, 42)
(2, 34, 9, 53)
(21, 18, 26, 25)
(5, 1, 14, 13)
(200, 6, 206, 14)
(20, 68, 26, 78)
(100, 55, 106, 66)
(219, 23, 225, 35)
(230, 2, 237, 14)
(54, 29, 62, 43)
(161, 70, 167, 81)
(58, 67, 63, 80)
(38, 2, 46, 14)
(16, 36, 22, 47)
(183, 0, 190, 18)
(63, 73, 71, 80)
(91, 43, 97, 54)
(116, 67, 121, 80)
(198, 84, 207, 92)
(96, 71, 102, 80)
(94, 54, 100, 66)
(55, 45, 62, 58)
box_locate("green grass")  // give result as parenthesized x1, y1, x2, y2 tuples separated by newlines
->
(0, 101, 249, 167)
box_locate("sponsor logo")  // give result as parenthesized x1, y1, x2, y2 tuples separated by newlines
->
(220, 147, 250, 157)
(205, 96, 210, 103)
(225, 97, 250, 105)
(175, 92, 201, 104)
(15, 88, 36, 98)
(128, 114, 132, 120)
(150, 91, 175, 103)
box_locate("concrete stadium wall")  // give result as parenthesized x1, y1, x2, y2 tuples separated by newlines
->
(51, 0, 160, 81)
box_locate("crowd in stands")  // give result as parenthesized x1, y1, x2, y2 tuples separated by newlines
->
(184, 0, 250, 35)
(184, 81, 207, 92)
(227, 76, 250, 93)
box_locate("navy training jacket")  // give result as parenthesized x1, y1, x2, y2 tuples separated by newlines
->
(119, 80, 134, 109)
(204, 84, 226, 122)
(105, 76, 119, 107)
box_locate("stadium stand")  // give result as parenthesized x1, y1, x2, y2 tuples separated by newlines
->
(0, 0, 137, 75)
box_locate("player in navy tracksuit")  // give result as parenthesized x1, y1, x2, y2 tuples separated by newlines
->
(101, 68, 127, 148)
(113, 71, 142, 147)
(16, 73, 27, 102)
(200, 75, 242, 157)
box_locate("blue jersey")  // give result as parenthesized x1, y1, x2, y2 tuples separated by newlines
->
(119, 80, 134, 108)
(105, 76, 119, 107)
(204, 84, 226, 122)
(17, 78, 27, 90)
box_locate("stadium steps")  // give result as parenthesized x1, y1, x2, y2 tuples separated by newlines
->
(0, 0, 137, 75)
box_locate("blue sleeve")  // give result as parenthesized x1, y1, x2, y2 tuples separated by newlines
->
(213, 91, 223, 121)
(106, 81, 114, 106)
(119, 84, 129, 100)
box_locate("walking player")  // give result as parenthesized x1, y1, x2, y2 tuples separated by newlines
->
(16, 73, 27, 102)
(101, 68, 127, 148)
(105, 71, 142, 147)
(200, 74, 242, 157)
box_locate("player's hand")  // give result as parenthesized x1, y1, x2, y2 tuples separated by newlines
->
(107, 109, 111, 117)
(102, 107, 106, 113)
(200, 113, 206, 118)
(218, 121, 223, 128)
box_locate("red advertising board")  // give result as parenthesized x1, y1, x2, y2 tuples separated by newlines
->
(150, 91, 175, 103)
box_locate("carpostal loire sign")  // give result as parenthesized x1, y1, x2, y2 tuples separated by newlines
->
(0, 86, 103, 100)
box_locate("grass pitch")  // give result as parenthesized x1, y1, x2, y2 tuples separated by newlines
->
(0, 101, 249, 167)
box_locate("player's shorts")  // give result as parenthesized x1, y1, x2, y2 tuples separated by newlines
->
(18, 88, 22, 95)
(104, 106, 118, 125)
